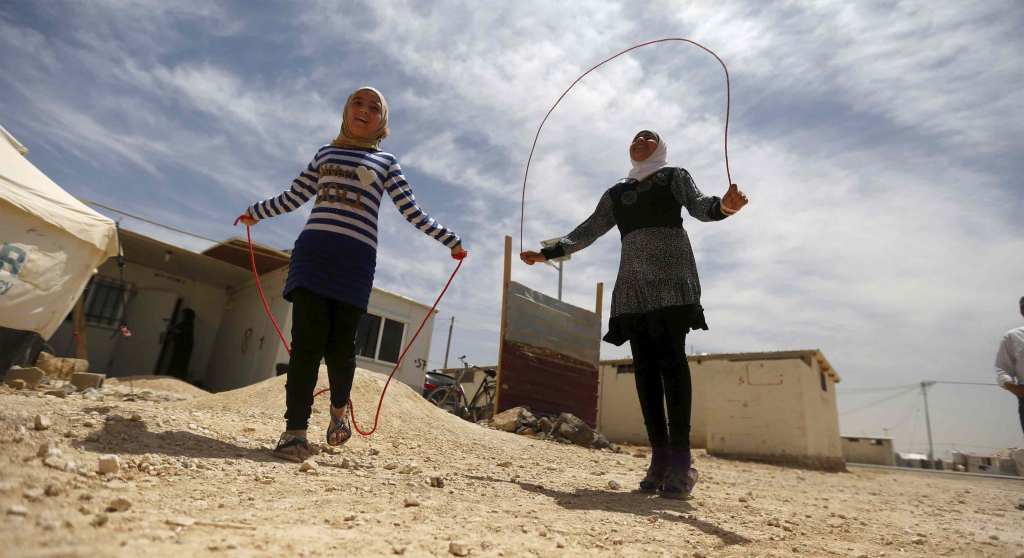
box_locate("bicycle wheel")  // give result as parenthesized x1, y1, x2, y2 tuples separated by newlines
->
(427, 386, 466, 418)
(469, 381, 496, 422)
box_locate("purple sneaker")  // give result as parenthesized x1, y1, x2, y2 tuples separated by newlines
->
(639, 447, 670, 492)
(660, 450, 698, 499)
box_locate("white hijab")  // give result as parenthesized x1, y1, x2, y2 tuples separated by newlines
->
(627, 132, 668, 181)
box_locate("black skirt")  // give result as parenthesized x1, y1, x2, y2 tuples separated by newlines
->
(603, 304, 709, 346)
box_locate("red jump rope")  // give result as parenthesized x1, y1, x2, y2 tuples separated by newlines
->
(243, 37, 730, 437)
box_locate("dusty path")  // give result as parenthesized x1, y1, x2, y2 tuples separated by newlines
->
(1, 370, 1022, 557)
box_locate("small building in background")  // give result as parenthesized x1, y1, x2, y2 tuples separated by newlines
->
(48, 229, 435, 393)
(598, 350, 844, 471)
(49, 229, 252, 387)
(841, 436, 896, 466)
(951, 451, 1020, 476)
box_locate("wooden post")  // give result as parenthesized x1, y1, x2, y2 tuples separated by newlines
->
(593, 281, 604, 428)
(493, 235, 512, 417)
(72, 294, 88, 360)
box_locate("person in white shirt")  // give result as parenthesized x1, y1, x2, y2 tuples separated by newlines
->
(995, 296, 1024, 434)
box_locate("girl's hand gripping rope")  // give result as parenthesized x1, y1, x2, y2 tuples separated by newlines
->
(235, 212, 257, 227)
(720, 183, 748, 215)
(451, 245, 468, 260)
(519, 251, 546, 265)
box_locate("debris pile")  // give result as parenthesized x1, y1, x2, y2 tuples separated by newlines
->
(487, 406, 617, 451)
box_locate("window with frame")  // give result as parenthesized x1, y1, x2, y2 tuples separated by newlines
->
(355, 312, 406, 364)
(83, 276, 131, 327)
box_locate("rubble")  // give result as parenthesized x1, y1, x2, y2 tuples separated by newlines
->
(5, 367, 44, 389)
(34, 414, 52, 431)
(398, 463, 421, 475)
(106, 497, 132, 512)
(97, 455, 120, 475)
(485, 407, 615, 450)
(448, 541, 470, 556)
(7, 505, 28, 517)
(43, 456, 67, 471)
(37, 441, 56, 458)
(70, 372, 105, 391)
(35, 352, 90, 380)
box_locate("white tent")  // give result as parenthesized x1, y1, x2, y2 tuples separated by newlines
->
(0, 126, 118, 338)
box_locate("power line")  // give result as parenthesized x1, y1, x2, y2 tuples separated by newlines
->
(82, 199, 289, 255)
(84, 199, 224, 245)
(841, 383, 918, 394)
(841, 380, 998, 393)
(839, 386, 919, 416)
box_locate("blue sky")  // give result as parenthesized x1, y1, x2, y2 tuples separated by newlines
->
(2, 1, 1023, 457)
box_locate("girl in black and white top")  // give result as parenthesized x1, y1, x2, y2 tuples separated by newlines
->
(521, 130, 748, 498)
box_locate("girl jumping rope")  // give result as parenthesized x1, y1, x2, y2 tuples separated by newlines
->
(237, 87, 467, 462)
(521, 130, 747, 498)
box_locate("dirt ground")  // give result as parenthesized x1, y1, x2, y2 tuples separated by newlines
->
(1, 370, 1022, 558)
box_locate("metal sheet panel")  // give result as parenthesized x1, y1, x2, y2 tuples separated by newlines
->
(497, 281, 601, 426)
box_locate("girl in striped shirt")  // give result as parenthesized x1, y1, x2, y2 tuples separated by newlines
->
(237, 87, 466, 461)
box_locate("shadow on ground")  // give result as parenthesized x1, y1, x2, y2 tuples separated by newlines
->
(464, 474, 753, 547)
(72, 412, 279, 463)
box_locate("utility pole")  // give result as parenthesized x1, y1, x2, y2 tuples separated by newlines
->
(442, 316, 455, 369)
(920, 381, 936, 466)
(540, 238, 569, 301)
(557, 260, 563, 301)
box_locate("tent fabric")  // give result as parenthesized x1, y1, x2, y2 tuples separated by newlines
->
(0, 126, 118, 257)
(0, 126, 118, 338)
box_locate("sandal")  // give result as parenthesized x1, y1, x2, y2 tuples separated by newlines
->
(272, 432, 312, 463)
(327, 405, 352, 447)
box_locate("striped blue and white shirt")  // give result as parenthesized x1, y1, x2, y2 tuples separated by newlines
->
(247, 145, 461, 309)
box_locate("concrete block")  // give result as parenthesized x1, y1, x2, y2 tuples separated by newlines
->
(70, 372, 105, 391)
(5, 366, 45, 389)
(35, 352, 89, 380)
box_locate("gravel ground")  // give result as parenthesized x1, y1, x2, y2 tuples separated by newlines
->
(1, 369, 1022, 558)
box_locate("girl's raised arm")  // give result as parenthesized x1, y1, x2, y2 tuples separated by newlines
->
(245, 154, 322, 222)
(671, 168, 728, 223)
(384, 160, 461, 250)
(539, 191, 616, 261)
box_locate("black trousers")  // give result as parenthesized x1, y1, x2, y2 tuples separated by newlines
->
(629, 330, 691, 451)
(285, 288, 364, 431)
(1018, 395, 1024, 435)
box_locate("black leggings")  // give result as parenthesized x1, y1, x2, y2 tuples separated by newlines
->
(1018, 395, 1024, 435)
(285, 288, 364, 431)
(629, 330, 691, 451)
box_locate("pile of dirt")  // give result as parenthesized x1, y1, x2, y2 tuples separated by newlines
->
(181, 367, 534, 458)
(105, 376, 209, 399)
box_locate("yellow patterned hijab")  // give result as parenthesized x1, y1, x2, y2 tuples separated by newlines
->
(331, 86, 389, 150)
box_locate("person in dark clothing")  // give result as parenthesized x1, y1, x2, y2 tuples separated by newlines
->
(165, 308, 195, 381)
(521, 130, 748, 498)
